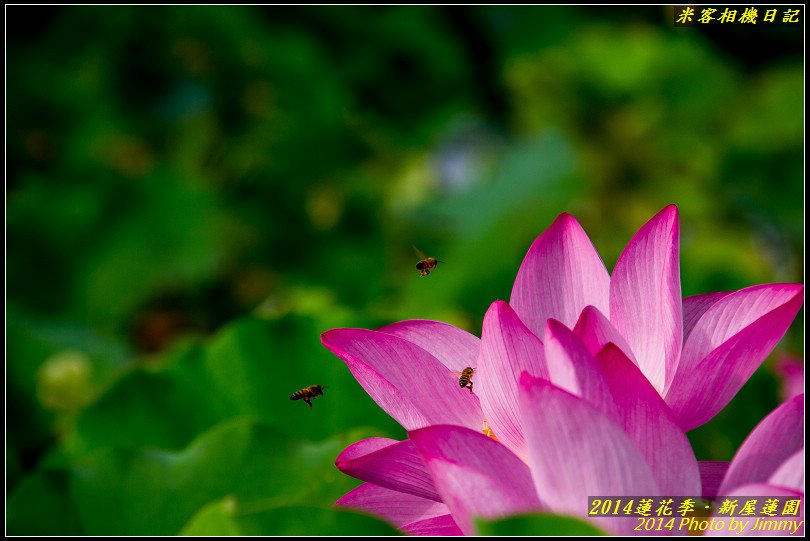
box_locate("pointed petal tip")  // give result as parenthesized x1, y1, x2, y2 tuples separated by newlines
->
(781, 282, 803, 295)
(669, 285, 804, 429)
(553, 211, 578, 226)
(579, 304, 601, 317)
(483, 300, 529, 333)
(320, 327, 358, 353)
(334, 451, 351, 470)
(320, 327, 347, 345)
(525, 212, 585, 254)
(543, 317, 571, 338)
(334, 437, 397, 469)
(610, 203, 682, 394)
(573, 304, 609, 334)
(511, 209, 609, 337)
(655, 204, 679, 223)
(641, 204, 679, 229)
(320, 328, 345, 353)
(486, 299, 511, 316)
(596, 341, 622, 356)
(321, 327, 386, 351)
(320, 329, 333, 343)
(320, 329, 485, 430)
(544, 212, 588, 238)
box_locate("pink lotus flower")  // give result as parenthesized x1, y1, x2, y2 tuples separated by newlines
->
(322, 206, 803, 535)
(706, 394, 804, 536)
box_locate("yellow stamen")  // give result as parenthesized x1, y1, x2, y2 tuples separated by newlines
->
(482, 420, 499, 441)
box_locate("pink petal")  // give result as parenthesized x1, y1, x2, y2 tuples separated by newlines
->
(768, 449, 804, 493)
(573, 305, 637, 364)
(719, 395, 804, 495)
(683, 292, 730, 343)
(699, 461, 730, 499)
(408, 424, 542, 535)
(377, 319, 480, 372)
(510, 212, 610, 340)
(705, 484, 804, 537)
(595, 344, 700, 497)
(518, 375, 660, 515)
(335, 438, 440, 502)
(337, 437, 399, 460)
(404, 514, 464, 536)
(678, 284, 803, 375)
(322, 329, 483, 430)
(335, 482, 456, 533)
(610, 205, 682, 394)
(476, 300, 549, 457)
(543, 320, 619, 422)
(665, 286, 804, 431)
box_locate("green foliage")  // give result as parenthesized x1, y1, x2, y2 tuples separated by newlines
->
(68, 315, 400, 454)
(181, 500, 401, 536)
(7, 470, 82, 536)
(10, 418, 383, 535)
(476, 512, 609, 536)
(7, 5, 803, 535)
(8, 309, 402, 535)
(68, 419, 367, 535)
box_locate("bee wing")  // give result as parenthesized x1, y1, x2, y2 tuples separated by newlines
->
(412, 245, 428, 260)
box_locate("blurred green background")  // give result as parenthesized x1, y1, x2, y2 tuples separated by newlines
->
(6, 6, 803, 535)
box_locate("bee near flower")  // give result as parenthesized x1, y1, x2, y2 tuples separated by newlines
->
(324, 206, 804, 535)
(456, 367, 475, 394)
(290, 384, 326, 408)
(414, 246, 444, 277)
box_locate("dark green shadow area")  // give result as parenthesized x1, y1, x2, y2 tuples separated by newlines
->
(181, 500, 401, 536)
(11, 418, 388, 535)
(476, 512, 609, 536)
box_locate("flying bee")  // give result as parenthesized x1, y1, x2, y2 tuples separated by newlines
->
(290, 384, 326, 408)
(414, 246, 444, 277)
(454, 367, 475, 393)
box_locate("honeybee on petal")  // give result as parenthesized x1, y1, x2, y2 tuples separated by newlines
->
(414, 246, 444, 277)
(451, 367, 475, 394)
(290, 384, 326, 408)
